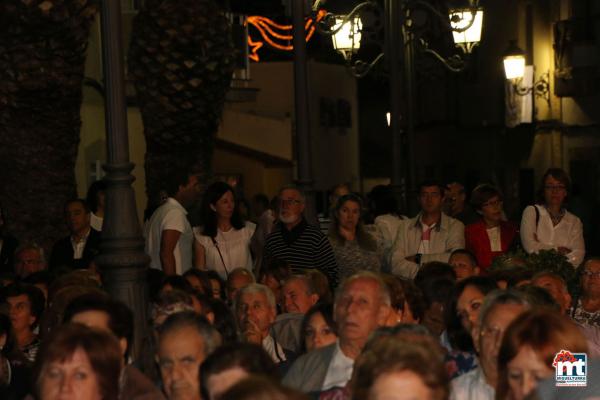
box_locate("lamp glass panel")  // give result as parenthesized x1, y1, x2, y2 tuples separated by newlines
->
(450, 9, 483, 44)
(332, 17, 362, 52)
(503, 56, 525, 80)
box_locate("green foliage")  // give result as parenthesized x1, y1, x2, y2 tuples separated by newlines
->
(490, 249, 580, 298)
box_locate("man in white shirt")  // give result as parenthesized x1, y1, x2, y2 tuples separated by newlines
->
(283, 272, 391, 393)
(145, 171, 200, 275)
(390, 181, 465, 279)
(49, 199, 101, 272)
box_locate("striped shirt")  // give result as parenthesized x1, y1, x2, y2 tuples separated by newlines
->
(264, 220, 339, 287)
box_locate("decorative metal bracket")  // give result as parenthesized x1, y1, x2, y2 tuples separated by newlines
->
(512, 71, 550, 104)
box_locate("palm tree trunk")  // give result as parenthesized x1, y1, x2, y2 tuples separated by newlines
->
(128, 0, 235, 213)
(0, 0, 99, 250)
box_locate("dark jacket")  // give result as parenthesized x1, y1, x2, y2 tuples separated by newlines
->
(283, 342, 337, 393)
(49, 228, 101, 272)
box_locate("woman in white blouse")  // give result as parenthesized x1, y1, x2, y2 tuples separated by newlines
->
(194, 182, 256, 279)
(520, 168, 585, 266)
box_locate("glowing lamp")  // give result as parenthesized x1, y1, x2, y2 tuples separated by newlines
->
(503, 40, 526, 80)
(449, 8, 484, 52)
(331, 16, 362, 58)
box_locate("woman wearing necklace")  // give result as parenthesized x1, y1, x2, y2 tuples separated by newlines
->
(194, 182, 256, 280)
(520, 168, 585, 267)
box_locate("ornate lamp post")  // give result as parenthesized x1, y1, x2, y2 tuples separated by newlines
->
(292, 0, 317, 223)
(314, 0, 483, 213)
(95, 0, 150, 358)
(503, 40, 550, 102)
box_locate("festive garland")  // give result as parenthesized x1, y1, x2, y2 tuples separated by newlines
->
(246, 10, 327, 61)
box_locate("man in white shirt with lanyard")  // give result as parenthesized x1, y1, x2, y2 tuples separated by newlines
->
(390, 181, 465, 279)
(145, 169, 200, 276)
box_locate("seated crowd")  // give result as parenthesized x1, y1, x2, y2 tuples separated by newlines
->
(0, 167, 598, 399)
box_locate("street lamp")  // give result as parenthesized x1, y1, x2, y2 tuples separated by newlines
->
(331, 16, 363, 60)
(503, 40, 526, 79)
(502, 40, 550, 102)
(449, 8, 484, 54)
(318, 1, 484, 75)
(313, 0, 483, 213)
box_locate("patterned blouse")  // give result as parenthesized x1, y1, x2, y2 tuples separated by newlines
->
(21, 337, 40, 363)
(328, 226, 383, 281)
(571, 299, 600, 327)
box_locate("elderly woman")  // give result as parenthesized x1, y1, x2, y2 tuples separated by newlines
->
(33, 323, 122, 400)
(571, 258, 600, 327)
(194, 182, 256, 280)
(520, 168, 585, 267)
(465, 184, 518, 272)
(350, 335, 449, 400)
(497, 309, 588, 400)
(328, 194, 383, 280)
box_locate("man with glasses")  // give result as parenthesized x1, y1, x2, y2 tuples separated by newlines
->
(263, 185, 338, 287)
(390, 181, 465, 279)
(451, 289, 530, 400)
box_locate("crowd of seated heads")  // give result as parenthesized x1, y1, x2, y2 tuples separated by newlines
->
(0, 170, 598, 400)
(0, 261, 595, 400)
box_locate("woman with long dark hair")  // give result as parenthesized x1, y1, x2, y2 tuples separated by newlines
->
(328, 194, 382, 280)
(520, 168, 584, 267)
(194, 182, 255, 280)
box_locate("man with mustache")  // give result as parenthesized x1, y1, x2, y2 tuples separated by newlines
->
(156, 312, 220, 400)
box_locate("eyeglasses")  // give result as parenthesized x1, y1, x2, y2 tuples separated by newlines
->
(544, 185, 566, 192)
(482, 199, 503, 208)
(279, 199, 303, 206)
(480, 325, 504, 341)
(582, 270, 600, 278)
(419, 193, 441, 199)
